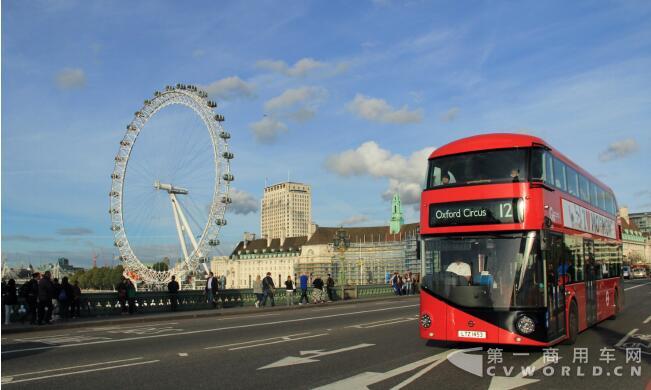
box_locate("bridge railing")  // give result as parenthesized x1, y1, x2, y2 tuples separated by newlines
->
(5, 284, 400, 321)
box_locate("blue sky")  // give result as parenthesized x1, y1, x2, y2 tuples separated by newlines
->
(2, 0, 650, 267)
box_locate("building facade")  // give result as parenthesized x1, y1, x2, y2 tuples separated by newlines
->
(211, 223, 420, 289)
(629, 211, 651, 235)
(619, 207, 650, 266)
(260, 182, 312, 240)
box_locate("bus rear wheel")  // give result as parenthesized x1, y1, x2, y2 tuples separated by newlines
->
(564, 301, 578, 345)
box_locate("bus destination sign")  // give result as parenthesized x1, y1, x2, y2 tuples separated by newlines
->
(429, 198, 519, 227)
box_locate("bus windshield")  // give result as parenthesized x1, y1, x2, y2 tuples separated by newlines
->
(420, 232, 544, 309)
(427, 148, 528, 188)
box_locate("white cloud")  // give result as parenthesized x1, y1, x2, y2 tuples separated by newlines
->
(256, 57, 347, 77)
(325, 141, 435, 205)
(229, 189, 259, 215)
(262, 86, 326, 127)
(440, 107, 460, 122)
(598, 138, 639, 162)
(249, 116, 288, 144)
(264, 86, 325, 112)
(55, 68, 86, 89)
(56, 227, 93, 236)
(340, 215, 369, 226)
(204, 76, 255, 100)
(346, 94, 422, 124)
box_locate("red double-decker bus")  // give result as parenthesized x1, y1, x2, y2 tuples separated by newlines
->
(419, 133, 623, 346)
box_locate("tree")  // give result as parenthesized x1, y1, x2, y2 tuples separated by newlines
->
(152, 262, 169, 272)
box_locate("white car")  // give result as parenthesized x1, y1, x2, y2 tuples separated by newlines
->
(632, 268, 648, 279)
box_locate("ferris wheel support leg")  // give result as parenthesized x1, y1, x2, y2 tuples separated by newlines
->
(169, 193, 190, 261)
(174, 197, 200, 252)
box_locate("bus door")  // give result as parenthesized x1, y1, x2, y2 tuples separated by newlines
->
(583, 239, 597, 326)
(546, 233, 566, 340)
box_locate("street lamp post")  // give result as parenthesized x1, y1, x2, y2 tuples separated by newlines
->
(332, 227, 350, 288)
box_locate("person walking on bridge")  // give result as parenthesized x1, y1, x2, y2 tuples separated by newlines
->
(168, 275, 180, 312)
(261, 272, 275, 307)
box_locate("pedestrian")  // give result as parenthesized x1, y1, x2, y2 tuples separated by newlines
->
(20, 272, 40, 324)
(326, 273, 335, 301)
(37, 271, 55, 325)
(168, 275, 180, 312)
(298, 272, 309, 305)
(3, 279, 18, 325)
(117, 278, 128, 314)
(219, 274, 226, 291)
(205, 272, 218, 308)
(311, 275, 325, 304)
(261, 272, 275, 307)
(391, 272, 401, 295)
(71, 280, 82, 318)
(58, 277, 73, 320)
(52, 277, 62, 321)
(253, 275, 263, 308)
(125, 279, 137, 314)
(285, 276, 295, 306)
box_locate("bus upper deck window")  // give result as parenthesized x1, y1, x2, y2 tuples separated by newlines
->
(530, 148, 544, 181)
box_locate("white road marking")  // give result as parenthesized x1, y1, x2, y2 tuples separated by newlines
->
(178, 353, 188, 357)
(389, 358, 446, 390)
(13, 335, 112, 345)
(217, 313, 279, 320)
(1, 360, 159, 385)
(2, 304, 419, 355)
(230, 333, 328, 351)
(643, 316, 651, 324)
(346, 317, 416, 329)
(1, 357, 143, 377)
(204, 332, 311, 349)
(314, 350, 450, 389)
(258, 343, 375, 369)
(615, 328, 639, 347)
(487, 353, 556, 390)
(79, 322, 180, 333)
(624, 282, 651, 291)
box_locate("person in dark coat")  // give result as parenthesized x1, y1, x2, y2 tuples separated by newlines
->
(261, 272, 275, 307)
(117, 278, 128, 314)
(326, 274, 336, 301)
(3, 279, 18, 325)
(204, 272, 218, 308)
(52, 278, 62, 320)
(125, 279, 137, 314)
(71, 280, 82, 318)
(37, 271, 55, 325)
(167, 275, 180, 312)
(20, 273, 40, 324)
(58, 277, 74, 320)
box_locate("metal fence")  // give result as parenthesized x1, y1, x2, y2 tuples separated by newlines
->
(4, 284, 398, 322)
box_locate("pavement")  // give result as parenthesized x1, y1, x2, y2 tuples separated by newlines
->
(1, 279, 650, 390)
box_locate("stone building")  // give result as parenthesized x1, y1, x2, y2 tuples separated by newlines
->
(260, 182, 313, 240)
(619, 207, 650, 266)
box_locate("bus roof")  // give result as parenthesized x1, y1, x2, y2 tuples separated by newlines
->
(429, 133, 615, 195)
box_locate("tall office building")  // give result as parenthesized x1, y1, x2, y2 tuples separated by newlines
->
(260, 182, 312, 240)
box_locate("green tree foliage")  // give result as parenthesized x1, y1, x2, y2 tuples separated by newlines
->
(152, 262, 169, 272)
(70, 265, 125, 290)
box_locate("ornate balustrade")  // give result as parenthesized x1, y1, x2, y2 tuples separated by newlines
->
(5, 284, 399, 321)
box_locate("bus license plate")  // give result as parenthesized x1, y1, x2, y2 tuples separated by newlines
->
(458, 330, 486, 339)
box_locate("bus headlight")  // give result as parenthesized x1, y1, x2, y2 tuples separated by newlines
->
(517, 198, 525, 222)
(420, 313, 432, 328)
(516, 315, 535, 335)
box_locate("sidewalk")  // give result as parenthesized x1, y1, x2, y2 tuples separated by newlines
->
(1, 295, 419, 335)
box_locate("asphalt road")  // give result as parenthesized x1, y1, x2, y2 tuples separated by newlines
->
(2, 279, 650, 390)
